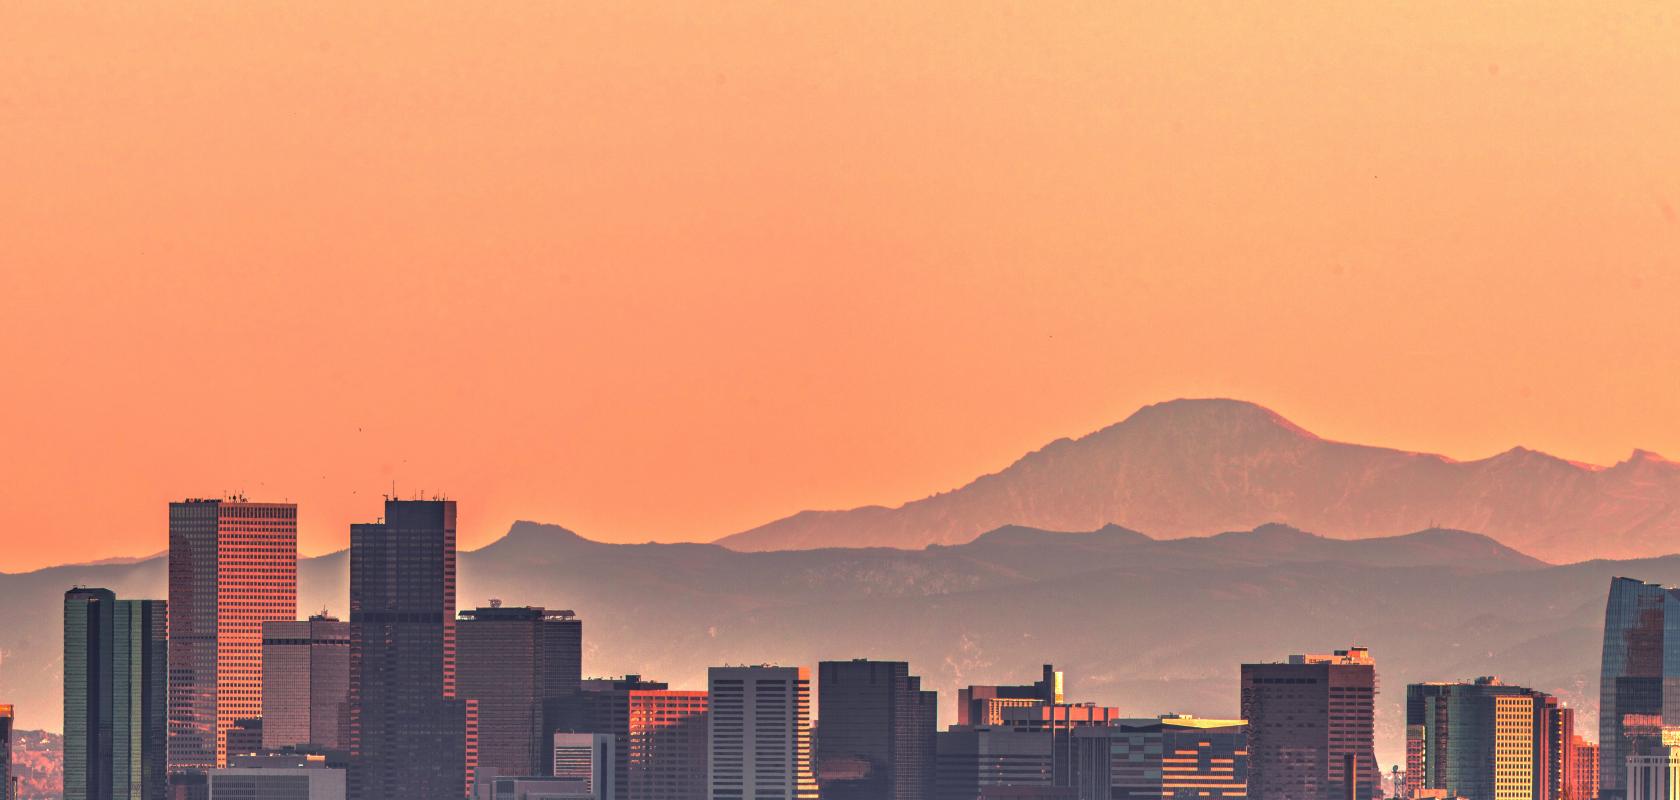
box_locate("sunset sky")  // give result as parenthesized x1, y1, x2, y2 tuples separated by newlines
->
(2, 2, 1677, 572)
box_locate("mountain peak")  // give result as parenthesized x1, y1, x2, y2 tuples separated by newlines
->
(1114, 398, 1320, 440)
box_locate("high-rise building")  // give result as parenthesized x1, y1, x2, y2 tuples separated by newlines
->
(1, 703, 13, 800)
(1570, 736, 1600, 800)
(1073, 715, 1249, 800)
(348, 498, 466, 800)
(817, 659, 937, 800)
(168, 498, 298, 771)
(994, 703, 1119, 788)
(957, 665, 1063, 727)
(457, 604, 585, 779)
(1241, 646, 1377, 800)
(262, 614, 351, 751)
(935, 726, 1064, 800)
(65, 588, 169, 800)
(225, 718, 263, 760)
(1406, 678, 1562, 800)
(1599, 577, 1680, 800)
(708, 666, 818, 800)
(552, 677, 710, 800)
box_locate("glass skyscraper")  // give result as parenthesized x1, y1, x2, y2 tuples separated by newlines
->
(1597, 577, 1680, 800)
(816, 659, 937, 800)
(64, 588, 168, 800)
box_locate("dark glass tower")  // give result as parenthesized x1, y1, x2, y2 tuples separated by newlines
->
(456, 604, 584, 780)
(348, 499, 465, 800)
(65, 589, 168, 800)
(1598, 577, 1680, 800)
(817, 659, 936, 800)
(0, 703, 12, 800)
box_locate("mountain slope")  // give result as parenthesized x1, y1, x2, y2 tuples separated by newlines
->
(0, 519, 1599, 772)
(718, 398, 1680, 562)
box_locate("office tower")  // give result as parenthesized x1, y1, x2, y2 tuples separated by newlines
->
(1625, 744, 1680, 800)
(1600, 578, 1680, 800)
(551, 733, 616, 797)
(1, 704, 12, 800)
(1570, 736, 1601, 800)
(458, 604, 586, 779)
(114, 600, 169, 800)
(1241, 646, 1377, 800)
(348, 498, 466, 800)
(994, 702, 1119, 789)
(210, 752, 347, 800)
(1541, 700, 1574, 800)
(1406, 678, 1561, 800)
(817, 659, 937, 800)
(935, 726, 1061, 799)
(262, 614, 351, 751)
(548, 676, 709, 800)
(707, 666, 818, 800)
(168, 498, 298, 771)
(1073, 715, 1248, 800)
(66, 589, 170, 800)
(957, 665, 1063, 726)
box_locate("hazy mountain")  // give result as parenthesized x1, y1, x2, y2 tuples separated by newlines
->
(0, 519, 1645, 770)
(719, 398, 1680, 562)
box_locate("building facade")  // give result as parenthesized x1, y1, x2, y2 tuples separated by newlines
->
(457, 604, 585, 779)
(1, 704, 13, 800)
(168, 498, 298, 771)
(348, 499, 465, 800)
(1240, 646, 1378, 800)
(262, 615, 351, 752)
(817, 659, 937, 800)
(208, 753, 346, 800)
(1073, 715, 1249, 800)
(1570, 736, 1600, 800)
(65, 588, 169, 800)
(1626, 747, 1680, 800)
(1405, 679, 1562, 800)
(957, 666, 1063, 727)
(935, 726, 1057, 800)
(707, 666, 817, 800)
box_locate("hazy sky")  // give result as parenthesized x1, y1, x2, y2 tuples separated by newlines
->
(2, 3, 1677, 571)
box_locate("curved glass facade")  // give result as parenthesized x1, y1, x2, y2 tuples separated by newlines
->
(1598, 577, 1680, 800)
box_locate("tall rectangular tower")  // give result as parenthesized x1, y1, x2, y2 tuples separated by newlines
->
(261, 614, 351, 751)
(348, 498, 465, 800)
(457, 604, 585, 780)
(1, 704, 14, 800)
(1241, 646, 1377, 800)
(817, 659, 936, 800)
(167, 498, 298, 771)
(65, 589, 169, 800)
(708, 665, 817, 800)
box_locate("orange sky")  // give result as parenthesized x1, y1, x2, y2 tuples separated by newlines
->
(1, 3, 1677, 572)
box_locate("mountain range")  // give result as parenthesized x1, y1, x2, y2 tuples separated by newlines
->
(0, 518, 1659, 770)
(719, 398, 1680, 562)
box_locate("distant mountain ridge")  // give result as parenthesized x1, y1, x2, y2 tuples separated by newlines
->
(718, 398, 1680, 562)
(0, 517, 1618, 773)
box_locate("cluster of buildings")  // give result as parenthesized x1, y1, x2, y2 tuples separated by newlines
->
(22, 498, 1680, 800)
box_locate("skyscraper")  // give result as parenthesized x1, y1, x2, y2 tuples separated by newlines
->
(1, 703, 14, 800)
(1599, 577, 1680, 800)
(262, 614, 351, 751)
(458, 604, 585, 780)
(348, 498, 465, 800)
(1073, 715, 1249, 800)
(1569, 736, 1600, 800)
(65, 588, 169, 800)
(1405, 678, 1560, 800)
(817, 659, 936, 800)
(168, 498, 298, 771)
(708, 666, 818, 800)
(1241, 646, 1377, 800)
